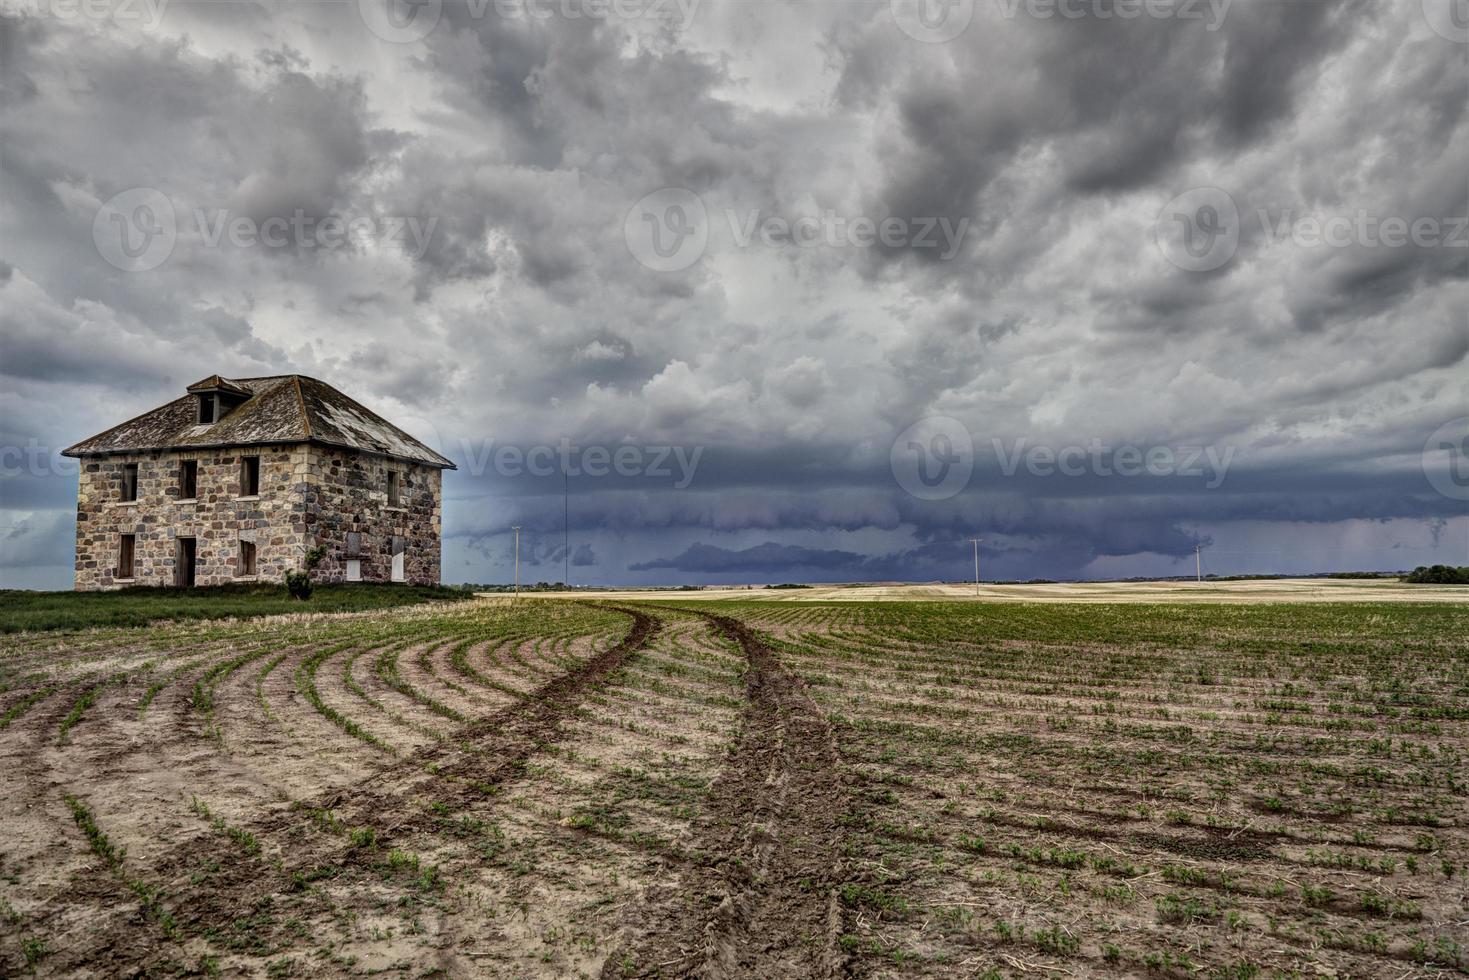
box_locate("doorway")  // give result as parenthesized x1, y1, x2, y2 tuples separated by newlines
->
(176, 537, 197, 588)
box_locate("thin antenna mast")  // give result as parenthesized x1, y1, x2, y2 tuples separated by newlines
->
(969, 538, 981, 596)
(512, 525, 522, 599)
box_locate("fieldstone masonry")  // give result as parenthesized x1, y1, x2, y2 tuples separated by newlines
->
(305, 445, 443, 586)
(66, 375, 454, 591)
(74, 446, 309, 590)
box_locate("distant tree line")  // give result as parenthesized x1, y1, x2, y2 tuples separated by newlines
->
(1403, 565, 1469, 585)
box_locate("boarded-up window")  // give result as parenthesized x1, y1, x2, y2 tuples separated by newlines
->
(387, 470, 401, 507)
(118, 534, 135, 578)
(179, 459, 198, 499)
(121, 463, 138, 502)
(238, 539, 257, 577)
(239, 455, 260, 496)
(390, 535, 405, 583)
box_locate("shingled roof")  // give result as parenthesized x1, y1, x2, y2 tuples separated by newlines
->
(62, 375, 456, 469)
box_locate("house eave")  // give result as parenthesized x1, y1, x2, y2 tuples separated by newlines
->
(61, 437, 456, 471)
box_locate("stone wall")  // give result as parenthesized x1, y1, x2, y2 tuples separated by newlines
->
(73, 445, 309, 590)
(73, 443, 445, 590)
(303, 446, 443, 586)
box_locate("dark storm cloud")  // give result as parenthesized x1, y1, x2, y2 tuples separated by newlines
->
(631, 541, 865, 573)
(1, 1, 1465, 588)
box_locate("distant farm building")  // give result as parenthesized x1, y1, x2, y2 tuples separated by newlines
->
(62, 375, 455, 591)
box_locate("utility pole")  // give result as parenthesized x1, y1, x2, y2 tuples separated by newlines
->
(1195, 544, 1202, 583)
(512, 525, 522, 599)
(563, 469, 569, 591)
(969, 537, 981, 596)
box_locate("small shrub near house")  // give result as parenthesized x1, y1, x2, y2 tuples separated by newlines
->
(286, 546, 329, 600)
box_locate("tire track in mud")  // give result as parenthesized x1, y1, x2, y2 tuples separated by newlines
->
(61, 605, 662, 972)
(363, 603, 662, 802)
(600, 609, 850, 980)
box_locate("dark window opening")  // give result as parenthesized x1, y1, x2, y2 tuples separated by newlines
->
(387, 470, 401, 507)
(118, 534, 135, 579)
(238, 539, 257, 577)
(240, 455, 260, 496)
(199, 395, 217, 424)
(179, 459, 198, 499)
(120, 463, 138, 502)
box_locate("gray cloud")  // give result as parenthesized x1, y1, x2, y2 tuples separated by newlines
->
(1, 1, 1466, 588)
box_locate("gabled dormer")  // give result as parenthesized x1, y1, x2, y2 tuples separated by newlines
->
(187, 375, 253, 425)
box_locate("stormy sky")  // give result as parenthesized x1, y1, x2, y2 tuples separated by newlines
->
(1, 0, 1466, 588)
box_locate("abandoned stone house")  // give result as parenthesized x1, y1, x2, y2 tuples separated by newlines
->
(62, 375, 455, 591)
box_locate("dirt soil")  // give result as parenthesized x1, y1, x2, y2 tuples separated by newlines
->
(598, 609, 849, 979)
(3, 596, 1465, 979)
